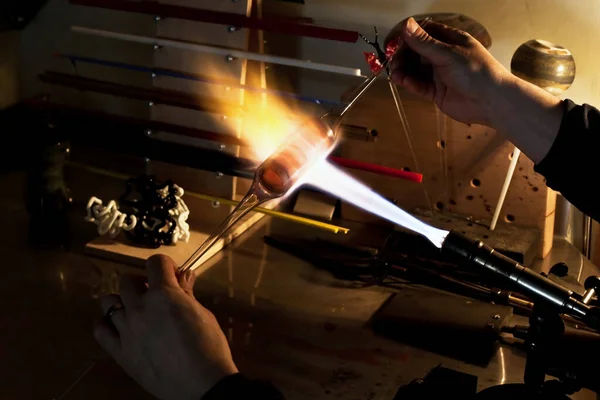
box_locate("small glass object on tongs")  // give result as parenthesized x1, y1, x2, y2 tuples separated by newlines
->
(321, 57, 391, 131)
(178, 58, 393, 273)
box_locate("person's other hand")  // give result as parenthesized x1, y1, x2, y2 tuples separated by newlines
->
(389, 17, 510, 126)
(94, 255, 238, 400)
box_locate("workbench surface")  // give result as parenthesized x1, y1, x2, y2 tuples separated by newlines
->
(1, 171, 597, 399)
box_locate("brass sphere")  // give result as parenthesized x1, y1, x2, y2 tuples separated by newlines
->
(511, 40, 576, 95)
(385, 13, 492, 49)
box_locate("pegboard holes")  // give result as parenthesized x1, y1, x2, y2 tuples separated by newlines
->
(467, 135, 472, 139)
(436, 140, 446, 149)
(532, 186, 539, 192)
(435, 202, 444, 211)
(483, 235, 489, 239)
(505, 214, 515, 223)
(470, 178, 481, 188)
(402, 167, 412, 172)
(449, 199, 457, 205)
(466, 195, 474, 201)
(509, 152, 514, 160)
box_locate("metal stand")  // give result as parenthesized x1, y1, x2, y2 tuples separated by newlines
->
(477, 265, 600, 399)
(391, 257, 600, 400)
(475, 304, 572, 399)
(523, 305, 571, 396)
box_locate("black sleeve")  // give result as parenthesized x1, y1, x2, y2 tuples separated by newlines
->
(534, 99, 600, 222)
(202, 373, 285, 400)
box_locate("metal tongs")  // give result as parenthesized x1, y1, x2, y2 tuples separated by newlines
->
(178, 24, 425, 274)
(324, 20, 435, 214)
(320, 49, 391, 134)
(320, 20, 435, 133)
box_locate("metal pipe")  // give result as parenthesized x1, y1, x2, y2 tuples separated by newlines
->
(70, 0, 360, 43)
(26, 100, 423, 183)
(39, 71, 369, 138)
(54, 53, 342, 107)
(71, 26, 363, 77)
(39, 71, 230, 114)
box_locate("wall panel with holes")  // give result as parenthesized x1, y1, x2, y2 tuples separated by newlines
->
(338, 80, 556, 258)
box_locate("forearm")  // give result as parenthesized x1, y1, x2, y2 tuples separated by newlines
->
(487, 73, 564, 164)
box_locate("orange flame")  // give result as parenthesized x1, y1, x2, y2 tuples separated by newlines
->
(237, 99, 300, 161)
(199, 63, 309, 162)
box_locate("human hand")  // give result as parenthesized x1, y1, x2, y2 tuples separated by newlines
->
(94, 255, 238, 400)
(388, 17, 511, 126)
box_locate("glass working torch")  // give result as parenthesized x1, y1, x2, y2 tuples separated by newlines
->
(442, 230, 600, 330)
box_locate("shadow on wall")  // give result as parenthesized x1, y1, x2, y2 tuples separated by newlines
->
(18, 0, 156, 118)
(0, 31, 19, 108)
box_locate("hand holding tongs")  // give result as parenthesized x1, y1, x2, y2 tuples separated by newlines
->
(321, 18, 433, 133)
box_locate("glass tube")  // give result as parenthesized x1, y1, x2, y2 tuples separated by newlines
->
(179, 118, 336, 273)
(179, 184, 269, 272)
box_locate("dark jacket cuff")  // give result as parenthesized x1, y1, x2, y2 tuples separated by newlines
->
(533, 98, 600, 222)
(202, 373, 285, 400)
(533, 99, 577, 182)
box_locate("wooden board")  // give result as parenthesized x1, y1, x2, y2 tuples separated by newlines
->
(339, 80, 555, 258)
(71, 150, 281, 273)
(85, 206, 269, 274)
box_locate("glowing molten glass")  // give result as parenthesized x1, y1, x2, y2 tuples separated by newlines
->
(179, 117, 337, 273)
(255, 118, 335, 196)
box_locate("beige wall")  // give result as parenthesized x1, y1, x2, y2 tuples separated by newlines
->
(12, 0, 600, 107)
(269, 0, 600, 107)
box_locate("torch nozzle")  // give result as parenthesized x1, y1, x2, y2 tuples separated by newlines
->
(442, 230, 600, 330)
